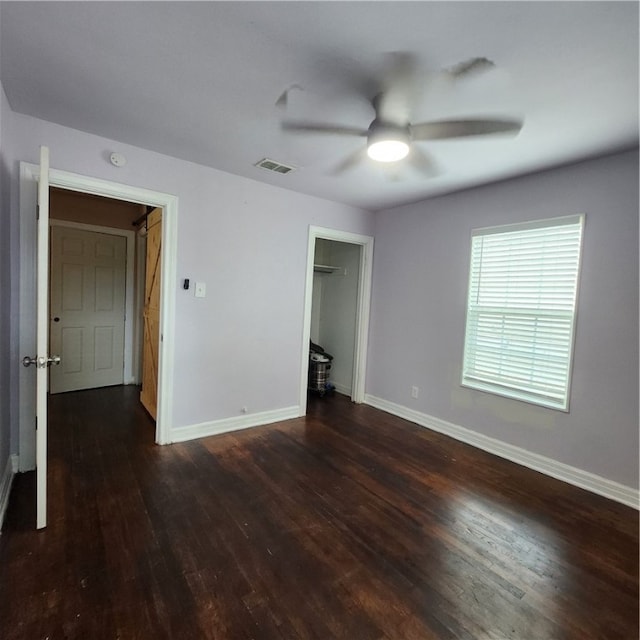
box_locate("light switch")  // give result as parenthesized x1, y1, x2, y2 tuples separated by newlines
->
(194, 282, 206, 298)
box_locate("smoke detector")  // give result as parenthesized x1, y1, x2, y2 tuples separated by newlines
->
(109, 152, 127, 167)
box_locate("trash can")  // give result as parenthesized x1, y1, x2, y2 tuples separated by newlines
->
(309, 352, 331, 396)
(308, 341, 335, 396)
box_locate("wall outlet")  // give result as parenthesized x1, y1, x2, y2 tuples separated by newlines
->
(411, 386, 419, 399)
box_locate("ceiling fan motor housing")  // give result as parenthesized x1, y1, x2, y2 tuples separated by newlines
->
(368, 120, 411, 144)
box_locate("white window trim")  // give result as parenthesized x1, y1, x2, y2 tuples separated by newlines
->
(461, 214, 585, 412)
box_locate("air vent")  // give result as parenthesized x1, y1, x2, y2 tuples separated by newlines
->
(255, 158, 296, 175)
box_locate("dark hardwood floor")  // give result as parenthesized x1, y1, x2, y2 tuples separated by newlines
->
(0, 386, 637, 639)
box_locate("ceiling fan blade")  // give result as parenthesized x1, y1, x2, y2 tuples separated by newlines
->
(329, 148, 368, 175)
(446, 57, 496, 80)
(412, 118, 522, 141)
(374, 52, 419, 124)
(378, 163, 406, 183)
(275, 84, 303, 110)
(282, 121, 368, 137)
(407, 146, 440, 178)
(375, 146, 438, 183)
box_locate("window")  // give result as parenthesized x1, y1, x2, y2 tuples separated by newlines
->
(461, 215, 584, 411)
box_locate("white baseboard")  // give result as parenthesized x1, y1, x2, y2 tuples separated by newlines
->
(332, 382, 352, 396)
(0, 455, 19, 532)
(171, 406, 301, 443)
(364, 394, 639, 510)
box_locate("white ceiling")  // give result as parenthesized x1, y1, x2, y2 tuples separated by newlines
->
(1, 1, 638, 211)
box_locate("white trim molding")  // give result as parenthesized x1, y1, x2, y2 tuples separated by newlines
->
(299, 226, 374, 415)
(365, 394, 639, 509)
(0, 455, 19, 532)
(170, 406, 300, 443)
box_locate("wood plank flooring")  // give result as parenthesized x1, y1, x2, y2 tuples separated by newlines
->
(1, 386, 637, 639)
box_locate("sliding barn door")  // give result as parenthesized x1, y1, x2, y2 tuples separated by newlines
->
(140, 208, 162, 419)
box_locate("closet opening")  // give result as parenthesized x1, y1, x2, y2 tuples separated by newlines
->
(300, 226, 374, 415)
(309, 238, 361, 398)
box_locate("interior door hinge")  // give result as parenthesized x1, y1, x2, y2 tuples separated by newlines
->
(36, 205, 40, 220)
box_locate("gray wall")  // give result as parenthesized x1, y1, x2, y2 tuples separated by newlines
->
(5, 106, 374, 445)
(367, 149, 639, 489)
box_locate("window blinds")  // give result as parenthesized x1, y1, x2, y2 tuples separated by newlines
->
(462, 215, 584, 411)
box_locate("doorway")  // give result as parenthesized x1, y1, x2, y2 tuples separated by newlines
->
(310, 239, 361, 396)
(48, 190, 162, 415)
(299, 226, 374, 415)
(48, 188, 143, 395)
(18, 162, 178, 472)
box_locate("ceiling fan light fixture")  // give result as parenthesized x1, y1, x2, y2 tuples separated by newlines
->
(367, 139, 410, 162)
(367, 123, 410, 162)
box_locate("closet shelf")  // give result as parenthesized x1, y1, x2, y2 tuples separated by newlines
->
(314, 264, 342, 274)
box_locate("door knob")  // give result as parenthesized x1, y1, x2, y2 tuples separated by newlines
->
(22, 355, 61, 368)
(53, 317, 60, 322)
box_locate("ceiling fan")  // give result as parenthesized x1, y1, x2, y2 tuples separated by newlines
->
(280, 54, 523, 176)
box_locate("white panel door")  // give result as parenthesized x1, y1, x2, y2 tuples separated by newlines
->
(49, 227, 127, 393)
(21, 146, 53, 529)
(36, 147, 51, 529)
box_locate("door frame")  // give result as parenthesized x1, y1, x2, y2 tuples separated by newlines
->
(49, 220, 137, 388)
(19, 162, 178, 469)
(299, 226, 374, 415)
